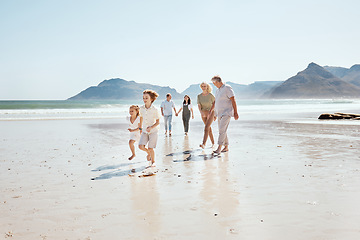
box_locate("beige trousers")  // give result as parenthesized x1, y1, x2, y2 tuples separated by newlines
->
(217, 115, 231, 146)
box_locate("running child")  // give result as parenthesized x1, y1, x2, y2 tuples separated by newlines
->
(139, 90, 160, 167)
(127, 105, 141, 160)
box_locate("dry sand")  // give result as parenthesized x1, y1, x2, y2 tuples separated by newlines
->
(1, 117, 360, 239)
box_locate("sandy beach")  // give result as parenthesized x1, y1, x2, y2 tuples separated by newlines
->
(1, 109, 360, 239)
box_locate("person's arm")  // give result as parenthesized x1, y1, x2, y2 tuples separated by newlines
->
(147, 119, 160, 132)
(161, 107, 164, 116)
(177, 107, 183, 115)
(191, 107, 194, 119)
(172, 102, 177, 116)
(139, 116, 143, 133)
(198, 104, 204, 117)
(230, 96, 239, 120)
(137, 121, 142, 134)
(210, 101, 216, 121)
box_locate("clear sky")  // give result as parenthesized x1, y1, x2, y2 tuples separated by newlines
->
(1, 0, 359, 100)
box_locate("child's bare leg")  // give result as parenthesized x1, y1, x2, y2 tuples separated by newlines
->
(139, 145, 150, 160)
(128, 140, 136, 160)
(148, 148, 155, 165)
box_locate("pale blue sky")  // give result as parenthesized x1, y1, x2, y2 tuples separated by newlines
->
(1, 0, 359, 100)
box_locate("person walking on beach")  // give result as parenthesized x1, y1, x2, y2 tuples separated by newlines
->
(139, 90, 160, 167)
(160, 93, 177, 136)
(198, 82, 216, 148)
(177, 95, 194, 135)
(210, 76, 239, 154)
(127, 105, 141, 160)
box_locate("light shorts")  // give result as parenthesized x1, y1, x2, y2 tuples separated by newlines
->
(138, 131, 158, 148)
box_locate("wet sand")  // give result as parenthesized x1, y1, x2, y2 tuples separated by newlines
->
(1, 116, 360, 239)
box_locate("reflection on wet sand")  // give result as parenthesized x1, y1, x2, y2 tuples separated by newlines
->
(199, 152, 241, 232)
(130, 176, 160, 238)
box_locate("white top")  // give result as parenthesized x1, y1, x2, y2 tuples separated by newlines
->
(160, 100, 175, 116)
(215, 84, 235, 117)
(127, 116, 140, 130)
(140, 105, 161, 134)
(183, 103, 193, 110)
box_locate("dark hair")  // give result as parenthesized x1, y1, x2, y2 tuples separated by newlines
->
(183, 95, 191, 105)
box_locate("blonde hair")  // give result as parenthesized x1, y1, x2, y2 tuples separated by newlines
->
(200, 82, 212, 93)
(143, 89, 159, 103)
(129, 105, 140, 117)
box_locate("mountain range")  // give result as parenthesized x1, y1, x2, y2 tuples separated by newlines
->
(68, 62, 360, 100)
(268, 63, 360, 98)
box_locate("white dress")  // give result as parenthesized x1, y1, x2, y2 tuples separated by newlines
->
(127, 116, 141, 141)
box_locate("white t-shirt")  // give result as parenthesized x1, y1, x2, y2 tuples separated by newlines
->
(160, 100, 175, 116)
(140, 105, 161, 134)
(215, 84, 235, 117)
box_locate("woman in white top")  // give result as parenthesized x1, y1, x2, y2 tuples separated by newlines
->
(177, 95, 194, 135)
(127, 105, 141, 160)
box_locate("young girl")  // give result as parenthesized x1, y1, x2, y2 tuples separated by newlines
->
(127, 105, 141, 160)
(177, 95, 194, 135)
(138, 90, 160, 167)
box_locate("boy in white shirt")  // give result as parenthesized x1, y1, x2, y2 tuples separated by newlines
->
(139, 90, 160, 166)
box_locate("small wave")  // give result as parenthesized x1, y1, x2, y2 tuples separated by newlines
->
(323, 100, 354, 104)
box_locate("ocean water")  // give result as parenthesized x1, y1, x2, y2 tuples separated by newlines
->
(0, 99, 360, 123)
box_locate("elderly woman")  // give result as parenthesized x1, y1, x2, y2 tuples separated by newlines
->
(197, 82, 216, 148)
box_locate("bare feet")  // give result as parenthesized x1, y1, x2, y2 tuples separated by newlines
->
(185, 132, 188, 136)
(146, 154, 151, 161)
(213, 147, 221, 154)
(221, 147, 229, 152)
(199, 143, 205, 149)
(128, 154, 135, 160)
(169, 131, 172, 136)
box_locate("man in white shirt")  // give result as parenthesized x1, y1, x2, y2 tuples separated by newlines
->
(210, 75, 239, 154)
(160, 93, 177, 136)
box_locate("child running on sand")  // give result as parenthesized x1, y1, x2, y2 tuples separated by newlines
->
(127, 105, 141, 160)
(139, 90, 160, 167)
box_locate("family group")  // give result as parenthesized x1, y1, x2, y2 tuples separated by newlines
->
(127, 75, 239, 166)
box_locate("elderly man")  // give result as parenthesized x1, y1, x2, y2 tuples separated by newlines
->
(210, 75, 239, 154)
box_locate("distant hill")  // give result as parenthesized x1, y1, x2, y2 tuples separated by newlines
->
(323, 66, 349, 78)
(342, 65, 360, 87)
(267, 63, 360, 98)
(181, 81, 282, 100)
(324, 64, 360, 87)
(68, 78, 182, 100)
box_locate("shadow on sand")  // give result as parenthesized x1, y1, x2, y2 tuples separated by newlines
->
(91, 161, 147, 180)
(167, 149, 222, 162)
